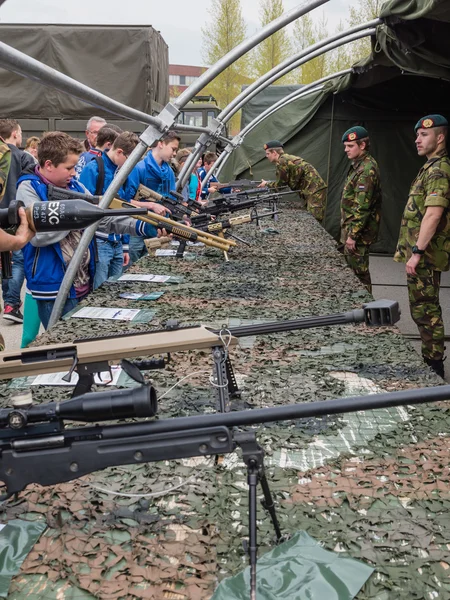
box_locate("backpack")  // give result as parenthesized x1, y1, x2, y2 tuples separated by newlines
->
(94, 155, 105, 196)
(0, 142, 11, 202)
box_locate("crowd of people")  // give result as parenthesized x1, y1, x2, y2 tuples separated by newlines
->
(0, 116, 225, 346)
(0, 113, 448, 379)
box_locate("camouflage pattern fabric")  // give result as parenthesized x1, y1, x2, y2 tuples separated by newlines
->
(343, 244, 372, 293)
(407, 267, 444, 360)
(269, 153, 327, 222)
(340, 152, 382, 246)
(394, 152, 450, 271)
(0, 141, 11, 203)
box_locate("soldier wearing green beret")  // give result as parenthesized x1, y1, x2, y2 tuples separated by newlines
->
(394, 114, 450, 378)
(340, 126, 382, 294)
(258, 141, 326, 223)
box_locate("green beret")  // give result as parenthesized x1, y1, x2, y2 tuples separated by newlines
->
(264, 140, 283, 150)
(414, 114, 448, 132)
(342, 126, 369, 143)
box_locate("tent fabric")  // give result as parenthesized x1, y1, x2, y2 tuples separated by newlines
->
(0, 25, 168, 119)
(225, 0, 450, 253)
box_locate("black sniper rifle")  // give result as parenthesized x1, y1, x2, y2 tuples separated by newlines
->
(0, 301, 400, 409)
(134, 183, 204, 220)
(0, 375, 448, 598)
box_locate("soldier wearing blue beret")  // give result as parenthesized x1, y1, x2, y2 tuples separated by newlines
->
(394, 114, 450, 377)
(340, 126, 382, 294)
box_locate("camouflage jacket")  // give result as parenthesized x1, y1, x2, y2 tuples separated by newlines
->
(394, 152, 450, 271)
(340, 152, 382, 245)
(269, 153, 327, 201)
(0, 141, 11, 204)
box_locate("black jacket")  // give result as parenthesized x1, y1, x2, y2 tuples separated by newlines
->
(0, 144, 36, 208)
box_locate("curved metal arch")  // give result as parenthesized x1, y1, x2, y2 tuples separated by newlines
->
(185, 23, 377, 190)
(212, 70, 352, 182)
(50, 0, 331, 327)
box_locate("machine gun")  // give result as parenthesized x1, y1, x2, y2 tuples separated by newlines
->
(109, 197, 236, 260)
(0, 376, 447, 599)
(0, 301, 400, 406)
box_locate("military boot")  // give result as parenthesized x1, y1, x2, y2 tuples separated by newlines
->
(424, 357, 445, 378)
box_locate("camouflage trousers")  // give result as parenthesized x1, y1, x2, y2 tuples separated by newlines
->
(343, 243, 372, 293)
(306, 189, 326, 224)
(407, 268, 444, 361)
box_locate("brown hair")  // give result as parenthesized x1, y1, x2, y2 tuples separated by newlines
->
(176, 148, 191, 164)
(356, 137, 370, 151)
(0, 119, 20, 140)
(204, 152, 218, 165)
(96, 126, 121, 149)
(435, 126, 448, 143)
(38, 132, 83, 167)
(161, 131, 181, 144)
(25, 136, 40, 151)
(112, 131, 139, 156)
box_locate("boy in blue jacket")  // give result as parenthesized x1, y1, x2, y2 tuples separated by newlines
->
(125, 131, 180, 264)
(16, 132, 159, 329)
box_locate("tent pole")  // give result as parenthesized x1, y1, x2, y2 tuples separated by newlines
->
(48, 0, 330, 328)
(201, 26, 376, 190)
(324, 92, 336, 224)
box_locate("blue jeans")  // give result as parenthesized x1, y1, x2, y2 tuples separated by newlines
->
(2, 249, 24, 307)
(36, 297, 79, 330)
(128, 237, 147, 266)
(94, 239, 124, 289)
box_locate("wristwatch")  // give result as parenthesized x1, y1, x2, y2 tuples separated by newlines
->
(412, 245, 425, 255)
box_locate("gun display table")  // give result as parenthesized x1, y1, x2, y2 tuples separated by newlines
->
(0, 209, 445, 600)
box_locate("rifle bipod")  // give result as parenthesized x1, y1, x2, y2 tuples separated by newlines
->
(211, 344, 240, 412)
(236, 431, 284, 599)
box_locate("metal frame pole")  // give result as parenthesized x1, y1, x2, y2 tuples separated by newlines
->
(198, 25, 376, 189)
(212, 69, 352, 181)
(48, 0, 331, 327)
(176, 0, 332, 189)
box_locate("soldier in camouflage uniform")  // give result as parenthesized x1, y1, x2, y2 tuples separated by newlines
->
(340, 126, 382, 294)
(259, 140, 326, 223)
(394, 114, 450, 378)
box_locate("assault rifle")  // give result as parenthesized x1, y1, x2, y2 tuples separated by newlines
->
(201, 188, 291, 219)
(0, 376, 447, 599)
(191, 210, 279, 246)
(0, 301, 400, 407)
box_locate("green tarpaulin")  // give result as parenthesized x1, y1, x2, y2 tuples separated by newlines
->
(225, 0, 450, 252)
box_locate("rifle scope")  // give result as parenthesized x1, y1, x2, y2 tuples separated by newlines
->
(0, 384, 157, 429)
(0, 199, 148, 233)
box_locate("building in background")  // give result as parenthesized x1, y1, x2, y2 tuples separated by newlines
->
(169, 64, 206, 100)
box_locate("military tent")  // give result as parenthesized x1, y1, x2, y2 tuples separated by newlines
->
(222, 0, 450, 253)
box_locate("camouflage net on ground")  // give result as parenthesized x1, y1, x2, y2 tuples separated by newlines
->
(1, 210, 448, 600)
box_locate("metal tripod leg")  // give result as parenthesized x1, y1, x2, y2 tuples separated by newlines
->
(235, 431, 284, 600)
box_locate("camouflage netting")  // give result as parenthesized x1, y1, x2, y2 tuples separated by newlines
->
(1, 209, 449, 600)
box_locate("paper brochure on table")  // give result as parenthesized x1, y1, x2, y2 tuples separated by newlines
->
(118, 274, 171, 283)
(71, 307, 141, 321)
(31, 366, 122, 387)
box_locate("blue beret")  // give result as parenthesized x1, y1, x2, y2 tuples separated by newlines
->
(264, 140, 283, 150)
(342, 126, 369, 143)
(414, 114, 448, 132)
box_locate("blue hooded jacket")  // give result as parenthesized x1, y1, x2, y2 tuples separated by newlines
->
(124, 150, 176, 201)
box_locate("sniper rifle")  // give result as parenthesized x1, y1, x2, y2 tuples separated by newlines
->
(0, 377, 447, 599)
(134, 183, 204, 219)
(201, 188, 291, 219)
(0, 300, 400, 408)
(191, 210, 279, 246)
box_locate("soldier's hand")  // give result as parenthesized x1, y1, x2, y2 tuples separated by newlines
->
(258, 180, 267, 188)
(406, 253, 421, 276)
(345, 237, 356, 253)
(15, 207, 35, 246)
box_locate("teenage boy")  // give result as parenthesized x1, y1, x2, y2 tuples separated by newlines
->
(16, 131, 159, 329)
(125, 132, 180, 264)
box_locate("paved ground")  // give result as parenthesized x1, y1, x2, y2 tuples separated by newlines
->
(1, 254, 449, 382)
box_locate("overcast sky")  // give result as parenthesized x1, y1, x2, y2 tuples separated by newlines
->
(0, 0, 354, 65)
